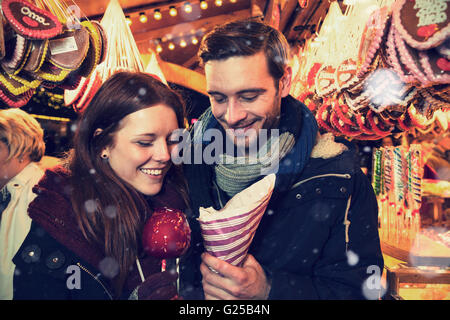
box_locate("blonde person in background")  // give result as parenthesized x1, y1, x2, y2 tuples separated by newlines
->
(0, 108, 46, 300)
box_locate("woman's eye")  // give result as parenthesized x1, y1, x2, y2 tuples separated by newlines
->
(137, 141, 153, 147)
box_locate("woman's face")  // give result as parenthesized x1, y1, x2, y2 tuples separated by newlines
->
(104, 104, 179, 196)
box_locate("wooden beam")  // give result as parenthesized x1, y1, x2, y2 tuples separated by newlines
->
(182, 53, 200, 69)
(133, 9, 252, 44)
(158, 60, 207, 95)
(285, 0, 324, 41)
(279, 0, 299, 33)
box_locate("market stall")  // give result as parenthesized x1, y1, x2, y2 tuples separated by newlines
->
(0, 0, 448, 300)
(291, 0, 449, 300)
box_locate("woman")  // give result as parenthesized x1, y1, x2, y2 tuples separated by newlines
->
(0, 108, 46, 300)
(12, 72, 189, 299)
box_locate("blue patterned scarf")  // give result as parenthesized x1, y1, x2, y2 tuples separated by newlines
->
(193, 95, 318, 197)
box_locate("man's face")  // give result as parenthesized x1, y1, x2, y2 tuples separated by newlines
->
(204, 51, 291, 149)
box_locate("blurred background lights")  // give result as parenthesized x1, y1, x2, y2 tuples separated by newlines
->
(139, 12, 147, 23)
(169, 6, 177, 17)
(153, 9, 162, 20)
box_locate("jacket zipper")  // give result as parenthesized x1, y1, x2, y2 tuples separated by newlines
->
(290, 173, 351, 190)
(77, 262, 114, 300)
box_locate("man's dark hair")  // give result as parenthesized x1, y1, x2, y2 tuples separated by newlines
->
(198, 18, 290, 83)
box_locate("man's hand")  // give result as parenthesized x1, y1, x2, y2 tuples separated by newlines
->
(200, 253, 271, 300)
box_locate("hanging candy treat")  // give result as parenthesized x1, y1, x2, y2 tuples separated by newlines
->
(372, 148, 383, 196)
(419, 48, 450, 85)
(316, 101, 341, 136)
(315, 64, 337, 97)
(47, 27, 90, 72)
(367, 110, 393, 137)
(363, 68, 408, 113)
(393, 146, 406, 212)
(385, 22, 417, 84)
(409, 144, 423, 215)
(357, 6, 391, 78)
(335, 58, 359, 92)
(1, 0, 62, 40)
(394, 28, 432, 86)
(384, 146, 394, 196)
(22, 39, 49, 73)
(393, 0, 449, 50)
(330, 100, 362, 137)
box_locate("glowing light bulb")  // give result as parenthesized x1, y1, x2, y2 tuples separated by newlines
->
(191, 36, 198, 45)
(125, 16, 132, 26)
(215, 0, 222, 6)
(180, 39, 187, 47)
(156, 44, 163, 53)
(200, 0, 208, 9)
(169, 6, 177, 17)
(154, 9, 162, 20)
(168, 42, 175, 50)
(139, 13, 147, 23)
(184, 2, 193, 13)
(230, 0, 237, 3)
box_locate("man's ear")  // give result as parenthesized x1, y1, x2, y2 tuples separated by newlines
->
(280, 66, 292, 98)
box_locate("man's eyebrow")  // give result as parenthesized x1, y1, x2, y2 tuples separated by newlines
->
(236, 88, 266, 95)
(207, 90, 226, 96)
(207, 88, 267, 95)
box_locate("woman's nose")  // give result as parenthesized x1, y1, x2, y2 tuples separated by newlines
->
(154, 141, 171, 163)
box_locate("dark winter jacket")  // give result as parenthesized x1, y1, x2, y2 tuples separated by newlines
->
(179, 96, 384, 300)
(12, 167, 185, 300)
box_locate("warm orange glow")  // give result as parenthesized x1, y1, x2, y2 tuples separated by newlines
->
(139, 13, 147, 23)
(154, 9, 162, 20)
(184, 2, 193, 13)
(169, 6, 178, 17)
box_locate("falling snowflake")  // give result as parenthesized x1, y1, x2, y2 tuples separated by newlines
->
(84, 199, 98, 214)
(104, 205, 117, 219)
(346, 250, 359, 266)
(98, 257, 119, 279)
(138, 88, 147, 96)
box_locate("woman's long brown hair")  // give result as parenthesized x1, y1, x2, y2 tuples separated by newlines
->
(69, 72, 187, 297)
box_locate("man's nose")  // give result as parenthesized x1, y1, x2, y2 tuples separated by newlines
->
(224, 100, 247, 127)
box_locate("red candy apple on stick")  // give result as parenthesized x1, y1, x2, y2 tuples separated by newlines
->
(142, 207, 191, 272)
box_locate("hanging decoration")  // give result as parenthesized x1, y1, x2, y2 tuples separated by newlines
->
(0, 0, 107, 109)
(293, 0, 449, 141)
(144, 49, 167, 85)
(64, 0, 143, 113)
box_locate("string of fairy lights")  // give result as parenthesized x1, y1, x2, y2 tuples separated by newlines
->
(124, 0, 239, 53)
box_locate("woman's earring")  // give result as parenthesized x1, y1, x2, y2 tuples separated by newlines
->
(101, 153, 108, 160)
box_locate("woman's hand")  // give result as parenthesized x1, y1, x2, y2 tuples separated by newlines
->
(137, 271, 178, 300)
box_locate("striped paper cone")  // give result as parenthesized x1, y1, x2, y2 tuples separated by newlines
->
(198, 174, 276, 266)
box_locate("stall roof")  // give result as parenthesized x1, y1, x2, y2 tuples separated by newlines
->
(68, 0, 344, 72)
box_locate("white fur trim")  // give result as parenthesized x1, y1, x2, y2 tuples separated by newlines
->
(311, 133, 348, 159)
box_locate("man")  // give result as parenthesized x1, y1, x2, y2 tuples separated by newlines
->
(179, 19, 383, 300)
